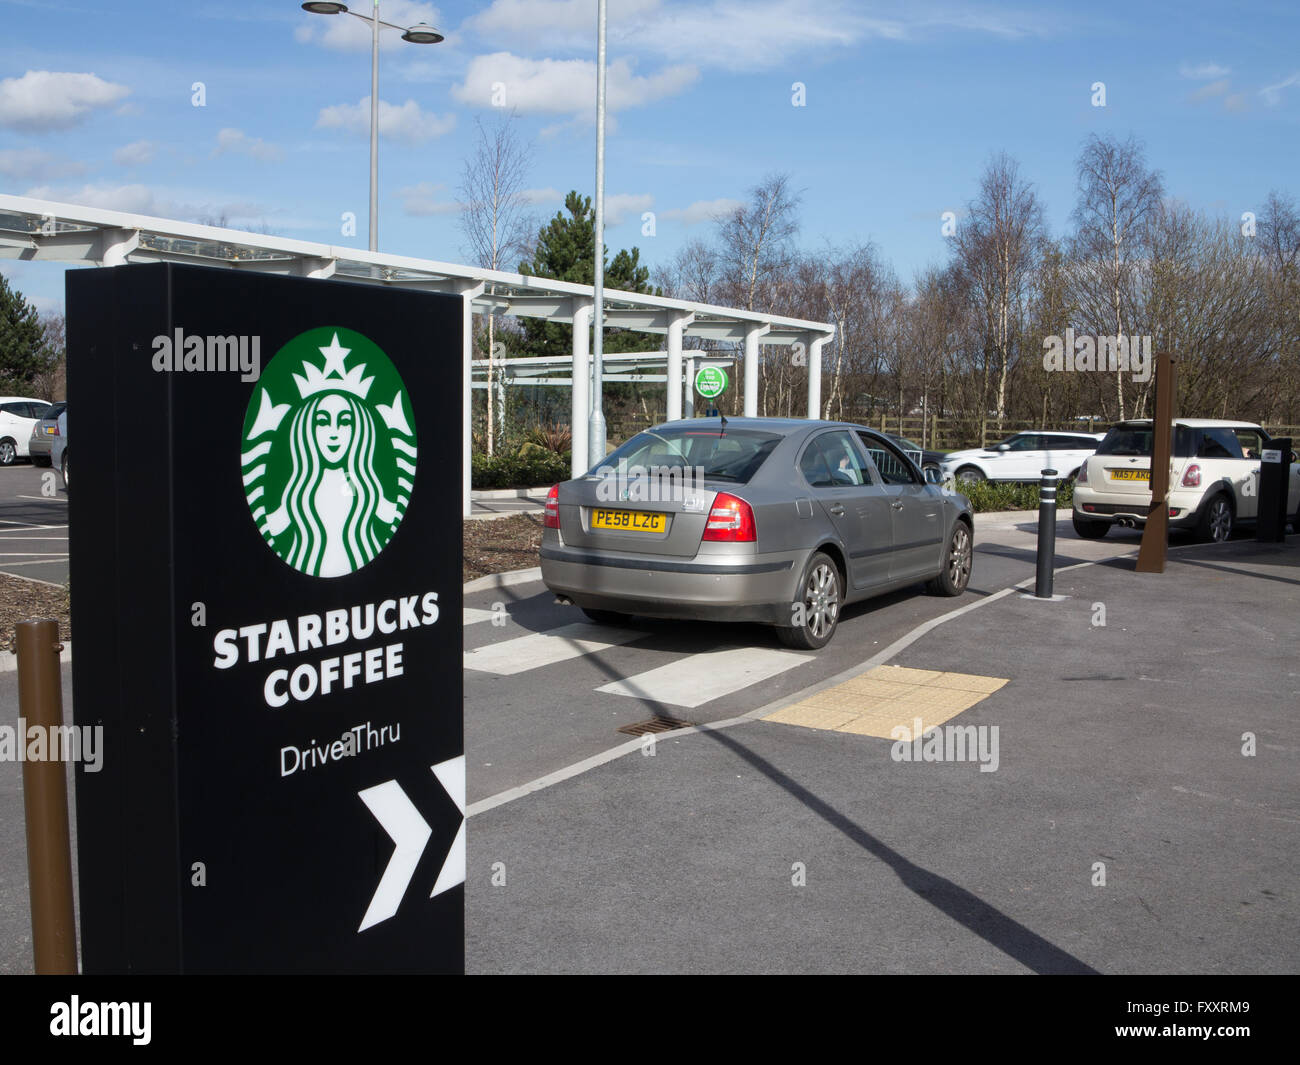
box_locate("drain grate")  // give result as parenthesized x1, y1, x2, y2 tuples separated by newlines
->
(618, 716, 693, 737)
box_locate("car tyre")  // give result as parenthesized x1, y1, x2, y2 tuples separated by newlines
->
(926, 521, 973, 596)
(955, 465, 984, 484)
(581, 607, 629, 626)
(0, 439, 16, 466)
(1072, 512, 1109, 539)
(777, 551, 842, 650)
(32, 455, 51, 468)
(1197, 493, 1233, 543)
(61, 450, 68, 493)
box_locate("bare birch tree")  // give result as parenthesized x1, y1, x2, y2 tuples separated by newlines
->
(459, 113, 535, 454)
(1070, 134, 1163, 420)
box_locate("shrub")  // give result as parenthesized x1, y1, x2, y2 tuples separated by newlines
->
(954, 479, 1073, 513)
(525, 422, 573, 456)
(472, 450, 570, 490)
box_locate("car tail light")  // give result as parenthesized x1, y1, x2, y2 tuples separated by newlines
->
(1181, 464, 1201, 488)
(543, 484, 561, 529)
(1076, 461, 1088, 484)
(701, 492, 756, 542)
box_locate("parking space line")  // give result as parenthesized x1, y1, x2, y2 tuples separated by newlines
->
(463, 622, 643, 675)
(595, 646, 813, 708)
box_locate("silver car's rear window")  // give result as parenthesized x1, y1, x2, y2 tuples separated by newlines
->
(599, 427, 782, 484)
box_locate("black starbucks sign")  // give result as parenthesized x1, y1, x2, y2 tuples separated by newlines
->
(68, 263, 463, 973)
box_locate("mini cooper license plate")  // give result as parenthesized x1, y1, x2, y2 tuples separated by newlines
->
(591, 508, 667, 533)
(1108, 469, 1149, 481)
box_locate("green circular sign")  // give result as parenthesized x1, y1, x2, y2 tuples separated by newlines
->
(241, 327, 417, 578)
(694, 365, 728, 400)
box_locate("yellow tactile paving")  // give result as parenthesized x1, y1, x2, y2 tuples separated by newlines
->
(763, 664, 1008, 738)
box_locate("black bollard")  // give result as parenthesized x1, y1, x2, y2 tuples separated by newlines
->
(1035, 468, 1058, 599)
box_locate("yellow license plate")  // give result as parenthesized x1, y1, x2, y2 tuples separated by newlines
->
(591, 509, 667, 533)
(1108, 469, 1149, 481)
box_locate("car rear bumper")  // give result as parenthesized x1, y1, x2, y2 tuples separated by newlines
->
(1073, 487, 1202, 528)
(540, 542, 802, 624)
(28, 438, 52, 457)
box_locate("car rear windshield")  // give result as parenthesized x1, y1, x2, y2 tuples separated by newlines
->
(1096, 425, 1195, 457)
(598, 427, 782, 483)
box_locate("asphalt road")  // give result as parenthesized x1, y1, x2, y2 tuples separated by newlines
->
(0, 464, 68, 586)
(2, 509, 1295, 974)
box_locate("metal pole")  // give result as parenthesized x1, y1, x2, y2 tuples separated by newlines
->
(16, 618, 77, 974)
(588, 0, 607, 467)
(369, 1, 380, 252)
(1035, 468, 1058, 598)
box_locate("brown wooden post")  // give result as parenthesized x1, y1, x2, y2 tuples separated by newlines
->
(1136, 353, 1176, 573)
(16, 618, 78, 974)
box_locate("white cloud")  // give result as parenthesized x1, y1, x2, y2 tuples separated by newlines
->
(316, 96, 456, 143)
(452, 53, 698, 114)
(1189, 79, 1230, 102)
(1261, 72, 1300, 106)
(295, 1, 445, 51)
(21, 182, 272, 227)
(0, 148, 86, 181)
(213, 128, 285, 162)
(23, 182, 189, 218)
(0, 71, 131, 131)
(112, 140, 156, 167)
(399, 181, 462, 216)
(521, 186, 562, 205)
(1179, 61, 1230, 80)
(662, 197, 744, 225)
(463, 1, 1041, 73)
(604, 192, 653, 226)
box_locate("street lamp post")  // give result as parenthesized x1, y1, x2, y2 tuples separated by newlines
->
(588, 0, 607, 468)
(301, 2, 443, 253)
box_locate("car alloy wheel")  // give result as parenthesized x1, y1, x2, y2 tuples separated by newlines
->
(1207, 496, 1232, 542)
(947, 523, 972, 590)
(778, 551, 841, 650)
(804, 560, 839, 639)
(0, 440, 15, 466)
(956, 466, 984, 484)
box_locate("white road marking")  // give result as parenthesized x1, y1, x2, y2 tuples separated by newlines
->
(0, 522, 67, 530)
(467, 549, 1152, 818)
(463, 607, 497, 626)
(463, 622, 642, 675)
(595, 646, 813, 708)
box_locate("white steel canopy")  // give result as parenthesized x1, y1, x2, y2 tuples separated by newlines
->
(0, 194, 834, 514)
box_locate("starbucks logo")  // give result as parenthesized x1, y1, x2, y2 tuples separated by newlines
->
(241, 328, 416, 577)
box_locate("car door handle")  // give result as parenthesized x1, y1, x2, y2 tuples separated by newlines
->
(828, 503, 845, 516)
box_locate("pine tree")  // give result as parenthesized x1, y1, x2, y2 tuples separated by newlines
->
(0, 275, 46, 390)
(519, 191, 659, 359)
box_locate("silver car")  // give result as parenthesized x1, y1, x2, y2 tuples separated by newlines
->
(28, 400, 66, 467)
(540, 418, 974, 649)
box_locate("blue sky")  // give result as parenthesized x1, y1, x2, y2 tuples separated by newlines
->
(2, 0, 1298, 314)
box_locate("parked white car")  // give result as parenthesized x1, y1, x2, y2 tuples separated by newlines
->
(0, 396, 54, 466)
(939, 430, 1105, 485)
(1072, 418, 1300, 542)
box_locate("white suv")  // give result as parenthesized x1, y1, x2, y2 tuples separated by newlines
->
(940, 430, 1105, 484)
(1072, 419, 1300, 542)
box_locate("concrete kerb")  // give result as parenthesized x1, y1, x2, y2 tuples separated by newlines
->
(0, 641, 72, 674)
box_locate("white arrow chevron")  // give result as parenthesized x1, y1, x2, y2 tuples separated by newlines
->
(357, 780, 432, 932)
(430, 757, 466, 897)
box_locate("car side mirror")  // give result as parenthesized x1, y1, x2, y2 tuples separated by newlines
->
(924, 467, 941, 485)
(995, 444, 1010, 452)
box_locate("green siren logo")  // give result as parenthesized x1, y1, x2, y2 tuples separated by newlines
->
(241, 328, 416, 577)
